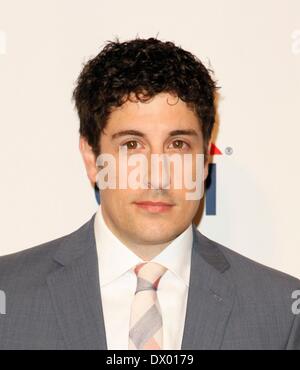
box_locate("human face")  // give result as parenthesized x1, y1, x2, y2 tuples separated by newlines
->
(80, 92, 209, 256)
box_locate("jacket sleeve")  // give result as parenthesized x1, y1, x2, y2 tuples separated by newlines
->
(286, 307, 300, 349)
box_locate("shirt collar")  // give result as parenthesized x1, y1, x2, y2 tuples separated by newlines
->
(94, 205, 193, 287)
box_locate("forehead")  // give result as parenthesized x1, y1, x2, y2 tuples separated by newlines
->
(105, 92, 201, 134)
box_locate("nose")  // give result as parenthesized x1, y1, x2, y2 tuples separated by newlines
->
(142, 151, 171, 190)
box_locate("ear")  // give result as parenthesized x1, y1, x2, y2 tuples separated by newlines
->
(79, 136, 98, 187)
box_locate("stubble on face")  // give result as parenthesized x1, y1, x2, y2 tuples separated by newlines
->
(97, 92, 206, 259)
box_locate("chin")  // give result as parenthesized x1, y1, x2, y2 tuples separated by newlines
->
(134, 227, 175, 243)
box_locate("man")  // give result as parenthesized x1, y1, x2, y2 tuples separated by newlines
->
(0, 37, 299, 350)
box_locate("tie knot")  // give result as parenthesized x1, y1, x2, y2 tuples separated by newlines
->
(134, 262, 167, 292)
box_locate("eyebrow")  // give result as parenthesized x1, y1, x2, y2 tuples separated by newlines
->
(111, 129, 199, 140)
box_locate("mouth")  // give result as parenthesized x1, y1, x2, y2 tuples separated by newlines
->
(133, 201, 175, 213)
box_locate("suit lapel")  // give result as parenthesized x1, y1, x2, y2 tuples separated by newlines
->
(46, 214, 107, 349)
(181, 224, 236, 350)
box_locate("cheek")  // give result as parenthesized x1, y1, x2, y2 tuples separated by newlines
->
(175, 193, 200, 212)
(101, 188, 137, 208)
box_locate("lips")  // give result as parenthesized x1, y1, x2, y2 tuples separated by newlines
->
(134, 201, 174, 206)
(133, 200, 175, 213)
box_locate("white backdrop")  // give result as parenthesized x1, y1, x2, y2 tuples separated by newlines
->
(0, 0, 299, 278)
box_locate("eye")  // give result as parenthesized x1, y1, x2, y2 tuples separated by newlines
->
(169, 140, 190, 150)
(120, 140, 142, 150)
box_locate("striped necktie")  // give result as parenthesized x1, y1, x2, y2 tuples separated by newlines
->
(128, 261, 167, 350)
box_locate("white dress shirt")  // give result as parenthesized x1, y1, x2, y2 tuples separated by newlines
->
(94, 205, 193, 350)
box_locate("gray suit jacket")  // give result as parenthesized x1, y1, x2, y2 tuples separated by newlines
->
(0, 213, 299, 350)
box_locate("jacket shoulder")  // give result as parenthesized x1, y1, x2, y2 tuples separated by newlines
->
(0, 217, 93, 283)
(196, 230, 300, 349)
(197, 231, 300, 294)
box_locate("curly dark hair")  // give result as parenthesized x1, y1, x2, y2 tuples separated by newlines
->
(72, 37, 218, 159)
